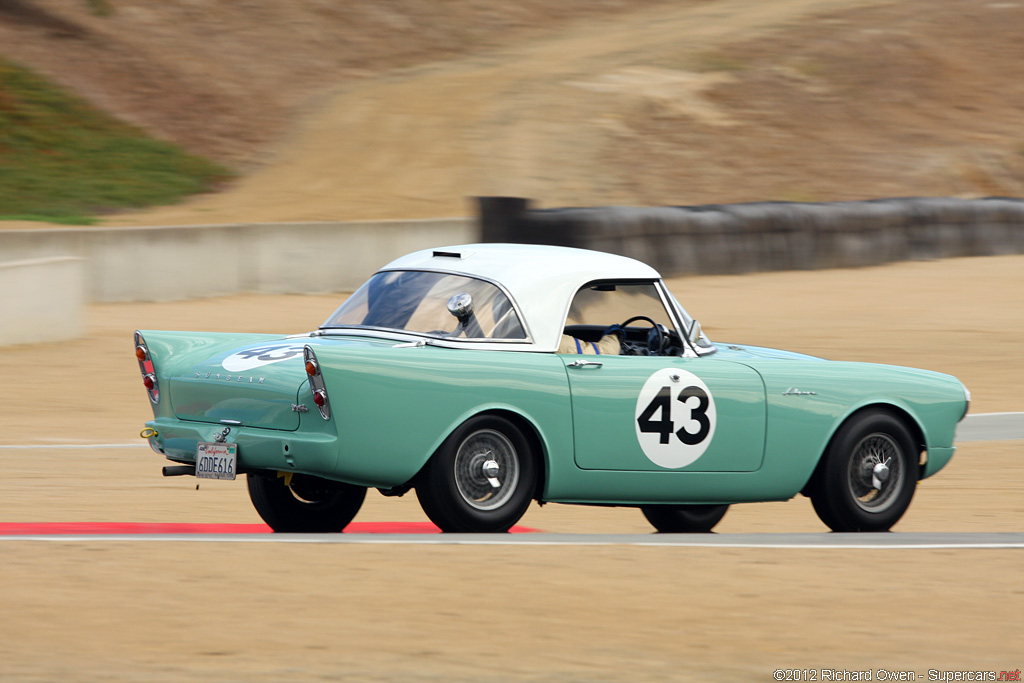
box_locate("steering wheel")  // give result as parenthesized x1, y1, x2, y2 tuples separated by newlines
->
(617, 315, 665, 356)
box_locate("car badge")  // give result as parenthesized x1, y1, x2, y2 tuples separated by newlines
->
(195, 372, 266, 384)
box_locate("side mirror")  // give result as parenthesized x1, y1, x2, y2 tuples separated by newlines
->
(447, 292, 474, 325)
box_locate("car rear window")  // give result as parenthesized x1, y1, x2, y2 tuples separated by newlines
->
(322, 270, 527, 340)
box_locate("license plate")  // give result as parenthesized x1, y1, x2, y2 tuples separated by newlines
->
(196, 442, 237, 480)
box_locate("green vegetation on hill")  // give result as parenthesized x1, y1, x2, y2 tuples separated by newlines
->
(0, 56, 229, 225)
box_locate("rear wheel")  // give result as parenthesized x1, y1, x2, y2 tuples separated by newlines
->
(810, 410, 919, 532)
(641, 504, 729, 533)
(416, 415, 537, 532)
(247, 472, 366, 532)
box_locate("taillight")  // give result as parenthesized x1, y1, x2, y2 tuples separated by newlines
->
(303, 345, 330, 420)
(134, 331, 159, 404)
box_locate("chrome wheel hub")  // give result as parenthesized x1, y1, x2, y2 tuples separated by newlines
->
(454, 429, 520, 511)
(871, 459, 891, 490)
(481, 458, 501, 488)
(848, 433, 904, 513)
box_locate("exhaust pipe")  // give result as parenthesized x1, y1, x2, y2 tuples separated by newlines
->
(162, 465, 196, 477)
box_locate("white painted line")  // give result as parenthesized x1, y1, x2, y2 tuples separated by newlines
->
(956, 412, 1024, 442)
(0, 443, 144, 449)
(2, 533, 1022, 549)
(966, 411, 1024, 417)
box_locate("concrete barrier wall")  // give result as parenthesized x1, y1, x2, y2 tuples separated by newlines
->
(479, 197, 1024, 276)
(1, 196, 1022, 325)
(0, 257, 85, 346)
(0, 218, 475, 302)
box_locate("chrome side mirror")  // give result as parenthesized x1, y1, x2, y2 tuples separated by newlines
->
(447, 292, 473, 324)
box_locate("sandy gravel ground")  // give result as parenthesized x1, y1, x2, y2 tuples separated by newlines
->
(1, 255, 1021, 680)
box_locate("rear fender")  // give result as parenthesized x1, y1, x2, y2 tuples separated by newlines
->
(311, 342, 573, 489)
(136, 330, 285, 419)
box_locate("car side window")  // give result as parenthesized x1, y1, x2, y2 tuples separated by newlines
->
(561, 282, 680, 356)
(565, 282, 674, 329)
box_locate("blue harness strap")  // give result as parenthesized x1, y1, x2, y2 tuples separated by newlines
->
(572, 337, 602, 355)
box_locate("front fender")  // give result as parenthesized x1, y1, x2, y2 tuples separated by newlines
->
(750, 360, 967, 488)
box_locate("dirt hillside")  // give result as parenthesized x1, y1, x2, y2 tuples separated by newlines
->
(0, 0, 673, 164)
(2, 0, 1023, 226)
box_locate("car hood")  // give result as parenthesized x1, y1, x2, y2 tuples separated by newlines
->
(711, 343, 824, 361)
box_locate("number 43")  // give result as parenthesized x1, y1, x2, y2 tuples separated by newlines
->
(637, 385, 711, 446)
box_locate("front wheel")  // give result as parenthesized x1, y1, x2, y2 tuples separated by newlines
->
(416, 415, 537, 532)
(641, 504, 729, 533)
(247, 472, 366, 532)
(809, 410, 919, 532)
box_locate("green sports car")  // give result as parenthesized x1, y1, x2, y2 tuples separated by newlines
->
(135, 244, 969, 533)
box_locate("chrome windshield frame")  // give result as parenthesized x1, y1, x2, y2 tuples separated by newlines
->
(655, 281, 717, 357)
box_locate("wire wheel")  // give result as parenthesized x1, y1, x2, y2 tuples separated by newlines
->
(847, 433, 904, 513)
(809, 410, 919, 532)
(453, 429, 520, 511)
(416, 415, 537, 533)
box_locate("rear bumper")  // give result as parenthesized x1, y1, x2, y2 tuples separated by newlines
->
(145, 417, 341, 482)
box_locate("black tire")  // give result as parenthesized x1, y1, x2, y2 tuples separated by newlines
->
(247, 472, 366, 532)
(416, 415, 537, 533)
(809, 410, 919, 532)
(641, 504, 729, 533)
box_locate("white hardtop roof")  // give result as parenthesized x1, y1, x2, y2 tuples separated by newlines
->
(381, 243, 663, 352)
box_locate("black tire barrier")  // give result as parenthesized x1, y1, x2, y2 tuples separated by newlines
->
(477, 196, 1024, 276)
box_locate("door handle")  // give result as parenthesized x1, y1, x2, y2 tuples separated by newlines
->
(567, 360, 603, 369)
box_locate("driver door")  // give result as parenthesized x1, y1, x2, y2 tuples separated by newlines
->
(560, 354, 766, 472)
(557, 281, 766, 472)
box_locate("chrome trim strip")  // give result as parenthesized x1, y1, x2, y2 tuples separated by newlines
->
(314, 328, 553, 352)
(134, 330, 160, 404)
(304, 346, 331, 421)
(319, 325, 532, 344)
(653, 281, 697, 358)
(656, 282, 716, 357)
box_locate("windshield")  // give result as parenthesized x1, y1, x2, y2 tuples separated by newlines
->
(322, 270, 527, 340)
(562, 281, 714, 353)
(566, 282, 677, 329)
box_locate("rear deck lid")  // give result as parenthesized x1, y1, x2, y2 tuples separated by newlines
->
(168, 340, 312, 430)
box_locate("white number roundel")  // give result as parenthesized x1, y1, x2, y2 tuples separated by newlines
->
(222, 343, 308, 372)
(634, 368, 717, 469)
